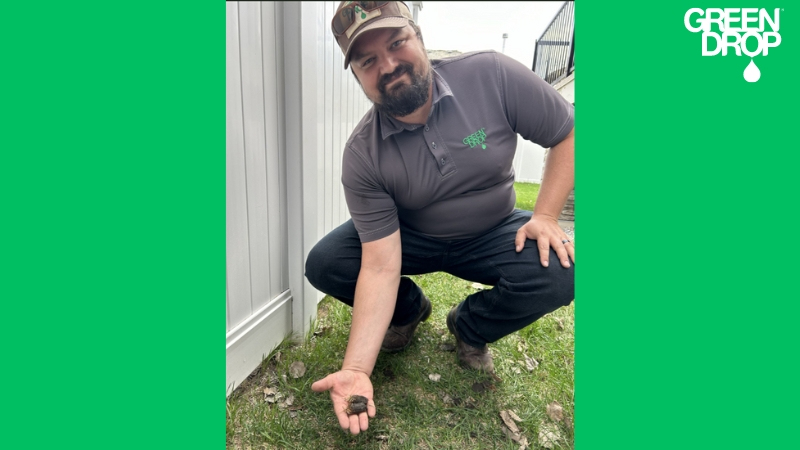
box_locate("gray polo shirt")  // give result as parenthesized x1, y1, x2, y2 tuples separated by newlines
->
(342, 50, 574, 243)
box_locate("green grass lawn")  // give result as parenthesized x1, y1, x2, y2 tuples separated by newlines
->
(514, 182, 540, 212)
(226, 182, 575, 449)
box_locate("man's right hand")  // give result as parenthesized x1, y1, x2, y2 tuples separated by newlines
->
(311, 369, 376, 434)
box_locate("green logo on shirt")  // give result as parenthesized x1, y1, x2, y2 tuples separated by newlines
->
(463, 128, 487, 149)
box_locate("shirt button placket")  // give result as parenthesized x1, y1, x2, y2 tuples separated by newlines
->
(425, 126, 448, 172)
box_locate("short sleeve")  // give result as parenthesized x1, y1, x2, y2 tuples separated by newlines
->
(341, 146, 400, 242)
(497, 52, 574, 148)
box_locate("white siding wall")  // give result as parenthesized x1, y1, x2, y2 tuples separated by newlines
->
(513, 137, 546, 184)
(226, 1, 372, 396)
(320, 1, 374, 236)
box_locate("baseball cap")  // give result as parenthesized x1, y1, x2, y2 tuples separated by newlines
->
(332, 1, 414, 69)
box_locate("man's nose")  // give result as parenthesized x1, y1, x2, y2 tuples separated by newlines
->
(378, 54, 399, 77)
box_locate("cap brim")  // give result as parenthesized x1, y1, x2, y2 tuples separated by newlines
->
(343, 17, 410, 69)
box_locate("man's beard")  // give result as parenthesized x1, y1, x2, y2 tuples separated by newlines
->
(374, 62, 431, 118)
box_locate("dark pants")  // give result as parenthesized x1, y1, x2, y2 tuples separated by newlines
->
(304, 210, 574, 348)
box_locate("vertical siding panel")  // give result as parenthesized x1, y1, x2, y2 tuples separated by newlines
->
(331, 29, 342, 230)
(324, 2, 334, 235)
(239, 2, 272, 312)
(341, 69, 349, 226)
(315, 2, 327, 241)
(274, 1, 289, 292)
(226, 2, 253, 330)
(343, 72, 354, 224)
(261, 2, 284, 299)
(339, 47, 348, 226)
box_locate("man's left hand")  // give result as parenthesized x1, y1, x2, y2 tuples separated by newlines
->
(514, 214, 574, 268)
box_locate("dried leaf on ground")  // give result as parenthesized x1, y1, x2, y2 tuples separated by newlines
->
(500, 410, 520, 433)
(546, 402, 564, 422)
(507, 410, 523, 422)
(524, 355, 539, 371)
(263, 387, 277, 403)
(375, 435, 389, 441)
(429, 373, 441, 382)
(554, 317, 565, 330)
(439, 343, 456, 352)
(537, 423, 563, 449)
(263, 387, 282, 404)
(289, 361, 306, 379)
(471, 283, 484, 289)
(288, 411, 298, 419)
(442, 394, 453, 404)
(285, 394, 294, 407)
(501, 425, 529, 449)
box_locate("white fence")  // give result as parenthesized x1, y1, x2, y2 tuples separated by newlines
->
(226, 1, 372, 396)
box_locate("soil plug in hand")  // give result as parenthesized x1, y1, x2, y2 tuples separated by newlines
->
(311, 369, 376, 434)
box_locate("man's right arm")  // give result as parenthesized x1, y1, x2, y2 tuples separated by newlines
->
(311, 229, 401, 434)
(343, 229, 402, 377)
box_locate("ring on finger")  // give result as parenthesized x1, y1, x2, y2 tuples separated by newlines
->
(562, 239, 571, 244)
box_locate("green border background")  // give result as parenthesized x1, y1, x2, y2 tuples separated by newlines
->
(2, 2, 797, 448)
(578, 2, 798, 448)
(3, 3, 221, 448)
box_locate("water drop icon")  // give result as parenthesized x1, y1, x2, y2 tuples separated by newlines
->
(744, 59, 760, 83)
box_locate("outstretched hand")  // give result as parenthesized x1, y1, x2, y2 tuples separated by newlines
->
(311, 369, 376, 434)
(514, 214, 574, 268)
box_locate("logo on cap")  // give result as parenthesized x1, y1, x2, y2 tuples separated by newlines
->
(345, 4, 383, 38)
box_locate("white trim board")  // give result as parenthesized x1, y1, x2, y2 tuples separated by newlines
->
(226, 290, 293, 397)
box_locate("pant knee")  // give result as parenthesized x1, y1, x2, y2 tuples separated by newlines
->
(304, 243, 327, 290)
(508, 264, 574, 309)
(304, 232, 361, 296)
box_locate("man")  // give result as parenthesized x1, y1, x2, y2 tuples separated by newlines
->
(308, 1, 574, 435)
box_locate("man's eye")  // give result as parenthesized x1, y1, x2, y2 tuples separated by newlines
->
(391, 39, 404, 48)
(362, 58, 374, 67)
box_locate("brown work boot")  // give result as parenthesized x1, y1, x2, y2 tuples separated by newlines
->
(380, 295, 432, 353)
(446, 305, 494, 372)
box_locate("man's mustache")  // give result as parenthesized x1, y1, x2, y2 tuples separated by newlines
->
(379, 64, 413, 92)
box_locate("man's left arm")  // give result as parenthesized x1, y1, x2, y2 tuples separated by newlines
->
(514, 127, 574, 268)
